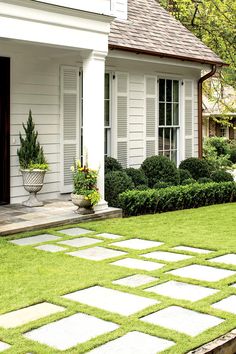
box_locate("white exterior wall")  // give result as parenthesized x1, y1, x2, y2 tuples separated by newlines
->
(193, 81, 199, 157)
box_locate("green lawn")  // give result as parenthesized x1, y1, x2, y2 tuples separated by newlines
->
(0, 203, 236, 354)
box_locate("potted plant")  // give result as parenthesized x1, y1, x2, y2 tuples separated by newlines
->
(70, 160, 100, 214)
(17, 110, 49, 207)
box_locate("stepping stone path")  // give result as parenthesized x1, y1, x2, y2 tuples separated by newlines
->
(111, 257, 164, 271)
(58, 237, 102, 248)
(113, 274, 157, 287)
(212, 295, 236, 314)
(209, 254, 236, 266)
(35, 244, 66, 253)
(0, 341, 10, 352)
(87, 331, 175, 354)
(145, 280, 218, 301)
(142, 306, 224, 336)
(57, 227, 92, 236)
(96, 233, 123, 239)
(63, 286, 158, 316)
(0, 302, 64, 328)
(168, 264, 235, 282)
(10, 234, 61, 246)
(111, 238, 163, 250)
(143, 251, 192, 262)
(173, 246, 212, 254)
(66, 246, 127, 260)
(24, 313, 119, 351)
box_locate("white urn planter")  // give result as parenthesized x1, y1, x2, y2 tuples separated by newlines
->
(21, 169, 46, 207)
(71, 193, 95, 215)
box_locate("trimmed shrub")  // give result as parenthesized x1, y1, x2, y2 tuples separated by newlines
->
(204, 137, 231, 156)
(105, 171, 134, 207)
(119, 182, 236, 216)
(203, 137, 232, 170)
(179, 158, 211, 180)
(153, 181, 173, 189)
(178, 168, 192, 184)
(198, 177, 213, 184)
(181, 178, 196, 185)
(124, 167, 148, 187)
(135, 184, 149, 191)
(230, 147, 236, 164)
(105, 157, 123, 173)
(141, 155, 179, 187)
(211, 170, 234, 182)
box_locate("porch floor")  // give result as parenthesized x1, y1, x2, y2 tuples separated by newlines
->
(0, 200, 122, 236)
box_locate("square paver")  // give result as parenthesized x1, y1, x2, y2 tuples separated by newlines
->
(35, 244, 66, 253)
(231, 283, 236, 287)
(87, 331, 174, 354)
(143, 251, 192, 262)
(0, 302, 65, 329)
(96, 233, 123, 240)
(173, 246, 212, 254)
(0, 341, 10, 352)
(58, 237, 102, 248)
(111, 258, 164, 271)
(24, 313, 119, 351)
(57, 227, 92, 236)
(142, 306, 224, 336)
(9, 234, 61, 246)
(63, 286, 158, 316)
(66, 247, 127, 261)
(212, 295, 236, 314)
(209, 254, 236, 266)
(111, 239, 163, 250)
(145, 280, 218, 301)
(113, 274, 157, 288)
(168, 265, 235, 282)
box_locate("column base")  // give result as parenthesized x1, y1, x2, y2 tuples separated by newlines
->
(94, 199, 108, 212)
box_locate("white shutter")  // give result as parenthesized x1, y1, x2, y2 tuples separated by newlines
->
(184, 80, 194, 159)
(116, 72, 128, 168)
(145, 76, 157, 157)
(60, 66, 80, 193)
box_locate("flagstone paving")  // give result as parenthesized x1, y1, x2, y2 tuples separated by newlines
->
(24, 313, 119, 351)
(209, 254, 236, 266)
(142, 251, 192, 262)
(57, 227, 93, 236)
(9, 234, 61, 246)
(145, 280, 218, 301)
(142, 306, 224, 336)
(0, 302, 65, 329)
(66, 246, 127, 261)
(0, 341, 10, 352)
(212, 295, 236, 314)
(96, 232, 123, 239)
(113, 274, 157, 287)
(111, 257, 164, 271)
(58, 237, 102, 248)
(63, 286, 158, 316)
(87, 331, 175, 354)
(168, 264, 235, 282)
(173, 246, 212, 254)
(111, 238, 163, 250)
(35, 244, 67, 253)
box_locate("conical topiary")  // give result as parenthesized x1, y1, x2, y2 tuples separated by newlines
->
(17, 110, 48, 170)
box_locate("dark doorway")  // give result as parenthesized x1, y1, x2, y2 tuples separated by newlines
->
(0, 57, 10, 204)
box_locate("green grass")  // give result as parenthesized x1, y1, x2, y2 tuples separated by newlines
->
(0, 203, 236, 353)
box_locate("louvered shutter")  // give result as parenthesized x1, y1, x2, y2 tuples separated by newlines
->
(116, 72, 128, 168)
(184, 80, 194, 158)
(60, 66, 80, 193)
(145, 76, 157, 157)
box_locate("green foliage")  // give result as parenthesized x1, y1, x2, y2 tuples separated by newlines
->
(211, 170, 234, 183)
(141, 155, 179, 187)
(181, 178, 196, 185)
(179, 157, 211, 180)
(105, 157, 123, 173)
(198, 177, 213, 184)
(229, 146, 236, 164)
(71, 161, 100, 206)
(153, 181, 173, 189)
(178, 168, 192, 183)
(124, 167, 148, 187)
(105, 171, 134, 207)
(203, 137, 232, 170)
(119, 182, 236, 216)
(17, 110, 48, 170)
(28, 163, 49, 171)
(135, 184, 149, 191)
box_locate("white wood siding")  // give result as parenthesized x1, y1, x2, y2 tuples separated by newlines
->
(111, 0, 128, 19)
(193, 81, 199, 157)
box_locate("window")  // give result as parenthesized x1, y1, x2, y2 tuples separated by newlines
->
(158, 79, 179, 164)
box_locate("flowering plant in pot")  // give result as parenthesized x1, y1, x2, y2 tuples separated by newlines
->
(17, 110, 49, 207)
(71, 160, 100, 214)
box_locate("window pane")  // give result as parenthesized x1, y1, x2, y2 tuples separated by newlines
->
(171, 128, 177, 149)
(171, 150, 177, 164)
(173, 80, 179, 102)
(159, 79, 165, 101)
(164, 150, 170, 159)
(104, 100, 110, 126)
(105, 73, 110, 99)
(166, 103, 172, 125)
(159, 103, 165, 125)
(104, 129, 108, 156)
(173, 103, 179, 125)
(159, 128, 164, 151)
(164, 128, 170, 150)
(166, 80, 172, 102)
(105, 128, 111, 157)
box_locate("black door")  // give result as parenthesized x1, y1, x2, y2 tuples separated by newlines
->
(0, 57, 10, 204)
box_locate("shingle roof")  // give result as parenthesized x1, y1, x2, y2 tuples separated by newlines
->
(109, 0, 224, 65)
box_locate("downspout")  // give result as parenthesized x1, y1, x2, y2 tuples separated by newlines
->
(198, 64, 217, 158)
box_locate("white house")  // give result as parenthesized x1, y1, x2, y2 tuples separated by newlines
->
(0, 0, 225, 206)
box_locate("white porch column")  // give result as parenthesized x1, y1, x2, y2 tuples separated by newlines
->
(83, 50, 108, 210)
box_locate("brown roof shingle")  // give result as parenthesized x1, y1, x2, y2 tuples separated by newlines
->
(109, 0, 224, 65)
